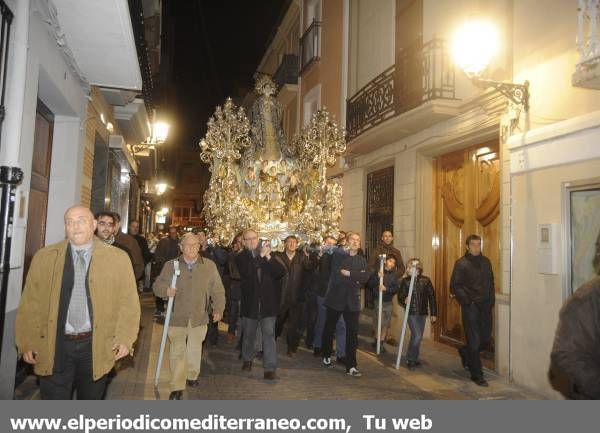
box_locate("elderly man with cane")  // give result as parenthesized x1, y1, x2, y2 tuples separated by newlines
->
(153, 233, 225, 400)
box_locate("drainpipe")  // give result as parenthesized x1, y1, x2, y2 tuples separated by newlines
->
(0, 0, 29, 365)
(340, 0, 349, 129)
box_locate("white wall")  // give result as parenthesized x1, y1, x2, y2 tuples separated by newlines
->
(506, 0, 600, 396)
(513, 0, 600, 129)
(508, 112, 600, 397)
(340, 166, 365, 234)
(348, 0, 394, 96)
(0, 0, 88, 399)
(422, 0, 512, 109)
(13, 3, 88, 259)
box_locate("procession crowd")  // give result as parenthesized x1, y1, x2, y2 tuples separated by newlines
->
(15, 205, 598, 400)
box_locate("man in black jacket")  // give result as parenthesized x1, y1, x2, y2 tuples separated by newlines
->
(198, 230, 228, 347)
(128, 220, 152, 292)
(312, 236, 346, 359)
(398, 259, 437, 369)
(236, 229, 287, 380)
(450, 234, 495, 387)
(550, 276, 600, 399)
(274, 236, 313, 356)
(321, 232, 370, 377)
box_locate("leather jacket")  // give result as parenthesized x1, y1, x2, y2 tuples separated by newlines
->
(398, 275, 437, 316)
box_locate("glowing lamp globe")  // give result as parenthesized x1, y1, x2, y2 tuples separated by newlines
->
(452, 19, 499, 76)
(152, 122, 170, 144)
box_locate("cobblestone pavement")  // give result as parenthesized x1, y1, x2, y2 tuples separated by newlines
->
(16, 294, 543, 400)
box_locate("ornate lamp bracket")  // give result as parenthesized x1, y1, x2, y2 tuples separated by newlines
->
(471, 76, 530, 112)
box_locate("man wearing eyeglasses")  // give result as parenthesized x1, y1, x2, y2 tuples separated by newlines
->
(153, 232, 225, 400)
(94, 211, 136, 274)
(235, 229, 286, 380)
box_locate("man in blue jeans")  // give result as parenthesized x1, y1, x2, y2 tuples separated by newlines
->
(450, 234, 495, 387)
(398, 259, 437, 369)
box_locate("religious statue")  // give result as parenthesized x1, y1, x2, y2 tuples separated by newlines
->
(247, 74, 293, 162)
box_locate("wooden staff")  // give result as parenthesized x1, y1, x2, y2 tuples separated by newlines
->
(376, 253, 386, 355)
(154, 259, 180, 388)
(395, 263, 417, 370)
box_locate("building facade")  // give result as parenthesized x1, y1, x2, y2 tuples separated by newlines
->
(209, 0, 600, 398)
(0, 0, 156, 399)
(341, 0, 600, 397)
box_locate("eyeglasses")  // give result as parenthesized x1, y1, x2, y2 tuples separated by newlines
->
(97, 221, 115, 228)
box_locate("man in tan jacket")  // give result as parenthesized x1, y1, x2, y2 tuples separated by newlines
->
(153, 232, 225, 400)
(15, 206, 140, 399)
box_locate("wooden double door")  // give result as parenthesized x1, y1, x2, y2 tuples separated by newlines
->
(433, 142, 501, 362)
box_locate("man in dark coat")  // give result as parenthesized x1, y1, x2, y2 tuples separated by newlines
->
(274, 235, 313, 356)
(236, 229, 286, 380)
(550, 276, 600, 399)
(312, 236, 346, 359)
(321, 232, 370, 377)
(153, 226, 180, 316)
(450, 234, 495, 387)
(225, 234, 244, 343)
(198, 230, 228, 346)
(128, 220, 153, 266)
(368, 230, 405, 277)
(112, 213, 144, 281)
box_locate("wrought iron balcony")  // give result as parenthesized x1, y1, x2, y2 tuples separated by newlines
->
(346, 37, 456, 140)
(300, 20, 321, 73)
(273, 54, 298, 90)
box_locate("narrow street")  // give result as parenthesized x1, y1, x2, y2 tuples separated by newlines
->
(16, 294, 540, 400)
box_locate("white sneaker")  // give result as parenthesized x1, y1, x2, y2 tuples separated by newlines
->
(322, 357, 333, 368)
(346, 367, 362, 377)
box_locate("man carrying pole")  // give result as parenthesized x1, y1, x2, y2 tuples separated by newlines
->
(153, 259, 179, 390)
(366, 255, 400, 355)
(153, 233, 225, 400)
(397, 259, 437, 369)
(395, 261, 418, 370)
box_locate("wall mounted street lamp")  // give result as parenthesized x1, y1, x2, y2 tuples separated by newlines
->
(452, 18, 529, 111)
(131, 110, 170, 155)
(155, 182, 168, 195)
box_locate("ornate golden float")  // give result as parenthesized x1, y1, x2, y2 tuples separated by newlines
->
(199, 75, 346, 247)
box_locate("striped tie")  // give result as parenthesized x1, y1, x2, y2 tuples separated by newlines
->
(68, 250, 88, 332)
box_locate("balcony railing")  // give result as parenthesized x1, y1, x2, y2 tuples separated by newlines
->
(346, 37, 456, 140)
(273, 54, 298, 90)
(300, 20, 321, 73)
(346, 66, 396, 141)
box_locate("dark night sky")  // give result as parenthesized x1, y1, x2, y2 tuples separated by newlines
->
(163, 0, 286, 149)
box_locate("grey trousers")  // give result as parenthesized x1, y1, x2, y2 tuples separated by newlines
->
(241, 316, 277, 372)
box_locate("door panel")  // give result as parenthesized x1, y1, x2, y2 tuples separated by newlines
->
(434, 141, 500, 361)
(24, 104, 53, 281)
